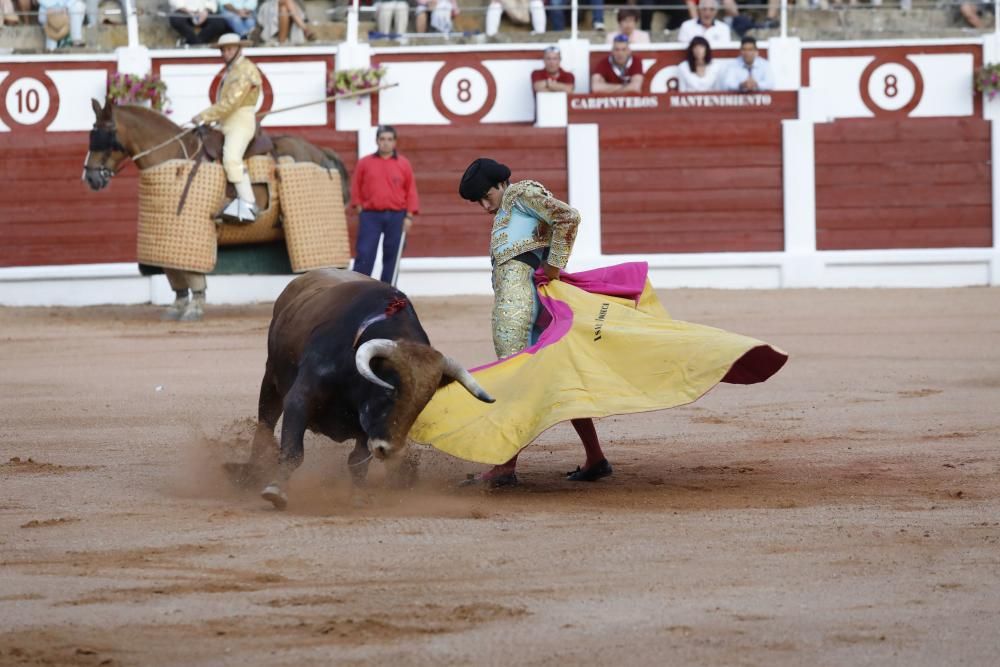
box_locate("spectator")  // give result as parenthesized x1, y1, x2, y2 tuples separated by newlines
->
(169, 0, 229, 45)
(221, 0, 256, 38)
(633, 0, 688, 34)
(415, 0, 457, 33)
(606, 7, 649, 44)
(3, 0, 19, 24)
(14, 0, 35, 26)
(583, 0, 603, 30)
(39, 0, 85, 50)
(486, 0, 545, 36)
(677, 35, 719, 92)
(84, 0, 122, 28)
(547, 0, 566, 31)
(959, 1, 992, 29)
(532, 45, 575, 93)
(677, 0, 731, 46)
(720, 35, 773, 92)
(350, 125, 420, 284)
(257, 0, 314, 43)
(591, 34, 644, 93)
(374, 0, 407, 35)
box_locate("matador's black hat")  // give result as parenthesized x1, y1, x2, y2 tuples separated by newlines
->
(459, 158, 511, 201)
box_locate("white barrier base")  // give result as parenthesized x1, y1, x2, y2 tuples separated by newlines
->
(1, 248, 998, 307)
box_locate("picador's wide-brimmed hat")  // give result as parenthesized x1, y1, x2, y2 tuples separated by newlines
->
(211, 33, 253, 48)
(459, 158, 511, 201)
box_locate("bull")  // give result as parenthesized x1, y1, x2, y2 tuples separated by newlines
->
(225, 269, 494, 510)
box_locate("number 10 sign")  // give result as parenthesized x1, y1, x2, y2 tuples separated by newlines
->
(4, 76, 53, 127)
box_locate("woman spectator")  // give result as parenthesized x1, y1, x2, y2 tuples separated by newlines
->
(677, 36, 719, 92)
(606, 8, 649, 44)
(256, 0, 313, 43)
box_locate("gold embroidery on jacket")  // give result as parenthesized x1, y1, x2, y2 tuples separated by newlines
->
(490, 180, 580, 268)
(198, 56, 262, 124)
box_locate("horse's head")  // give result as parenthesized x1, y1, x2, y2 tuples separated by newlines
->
(83, 98, 128, 191)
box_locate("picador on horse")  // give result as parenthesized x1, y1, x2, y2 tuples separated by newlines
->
(84, 32, 351, 323)
(193, 32, 263, 225)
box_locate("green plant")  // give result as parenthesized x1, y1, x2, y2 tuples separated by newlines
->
(107, 72, 170, 113)
(975, 63, 1000, 100)
(328, 66, 387, 97)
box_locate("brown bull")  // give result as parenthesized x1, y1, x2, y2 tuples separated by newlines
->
(225, 269, 494, 509)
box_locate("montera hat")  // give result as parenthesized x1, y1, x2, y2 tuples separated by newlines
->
(211, 33, 253, 48)
(459, 158, 511, 201)
(43, 9, 70, 41)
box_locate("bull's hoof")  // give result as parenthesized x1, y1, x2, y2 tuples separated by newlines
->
(458, 471, 519, 489)
(222, 462, 264, 489)
(261, 483, 288, 510)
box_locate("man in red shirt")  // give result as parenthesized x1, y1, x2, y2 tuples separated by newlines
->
(350, 125, 420, 283)
(591, 34, 645, 93)
(531, 45, 575, 93)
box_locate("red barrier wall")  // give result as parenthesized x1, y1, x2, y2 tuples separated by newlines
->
(814, 118, 992, 250)
(599, 122, 785, 254)
(390, 126, 569, 258)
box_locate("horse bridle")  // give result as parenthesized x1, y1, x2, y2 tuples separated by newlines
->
(85, 122, 129, 182)
(85, 121, 199, 182)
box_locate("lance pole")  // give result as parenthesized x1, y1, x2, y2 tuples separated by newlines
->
(255, 83, 399, 120)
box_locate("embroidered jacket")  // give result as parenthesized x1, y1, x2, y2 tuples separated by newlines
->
(197, 55, 262, 124)
(490, 180, 580, 268)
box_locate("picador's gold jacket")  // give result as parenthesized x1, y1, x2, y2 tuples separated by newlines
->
(197, 55, 262, 124)
(490, 180, 579, 268)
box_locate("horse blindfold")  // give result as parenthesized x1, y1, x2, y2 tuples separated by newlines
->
(89, 127, 126, 153)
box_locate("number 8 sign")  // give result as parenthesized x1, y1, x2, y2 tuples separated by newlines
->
(859, 56, 924, 117)
(432, 63, 497, 123)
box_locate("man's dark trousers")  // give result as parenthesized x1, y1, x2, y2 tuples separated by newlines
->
(353, 209, 406, 283)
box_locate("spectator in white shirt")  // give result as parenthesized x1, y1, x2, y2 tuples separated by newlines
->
(676, 0, 732, 47)
(606, 8, 650, 44)
(169, 0, 229, 45)
(719, 36, 774, 92)
(677, 36, 720, 92)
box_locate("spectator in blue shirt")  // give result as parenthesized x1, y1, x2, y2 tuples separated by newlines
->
(720, 36, 774, 92)
(221, 0, 257, 38)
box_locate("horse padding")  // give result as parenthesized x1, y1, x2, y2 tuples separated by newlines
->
(137, 159, 223, 273)
(276, 159, 351, 272)
(217, 156, 283, 246)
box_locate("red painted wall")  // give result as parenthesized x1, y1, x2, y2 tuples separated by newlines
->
(0, 128, 357, 268)
(387, 125, 569, 258)
(599, 122, 785, 254)
(814, 118, 992, 250)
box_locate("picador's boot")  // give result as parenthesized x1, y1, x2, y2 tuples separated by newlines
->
(179, 290, 205, 321)
(162, 289, 189, 321)
(218, 172, 259, 225)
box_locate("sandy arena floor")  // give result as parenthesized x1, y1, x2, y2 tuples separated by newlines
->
(1, 287, 999, 666)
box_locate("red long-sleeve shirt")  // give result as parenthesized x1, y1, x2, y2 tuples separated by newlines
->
(350, 152, 420, 214)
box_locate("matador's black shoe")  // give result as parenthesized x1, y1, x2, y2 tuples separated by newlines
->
(566, 458, 613, 482)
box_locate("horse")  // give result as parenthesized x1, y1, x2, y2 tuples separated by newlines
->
(83, 97, 350, 321)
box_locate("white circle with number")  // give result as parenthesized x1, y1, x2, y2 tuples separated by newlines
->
(866, 63, 916, 112)
(439, 67, 489, 116)
(5, 77, 51, 125)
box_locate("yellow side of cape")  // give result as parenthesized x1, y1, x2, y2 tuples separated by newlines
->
(410, 279, 785, 464)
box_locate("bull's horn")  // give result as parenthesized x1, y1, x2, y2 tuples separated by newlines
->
(355, 339, 397, 391)
(441, 355, 495, 403)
